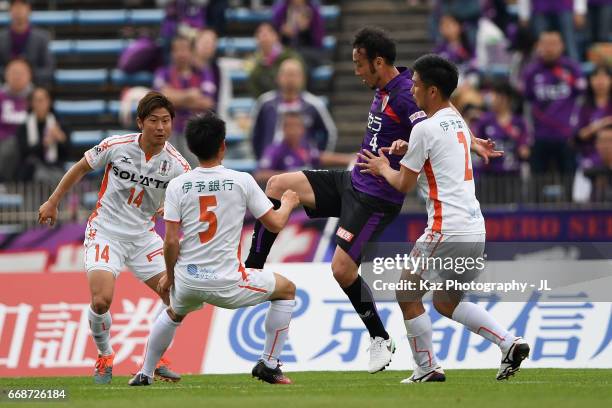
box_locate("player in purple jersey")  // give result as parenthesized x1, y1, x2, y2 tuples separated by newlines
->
(243, 27, 501, 373)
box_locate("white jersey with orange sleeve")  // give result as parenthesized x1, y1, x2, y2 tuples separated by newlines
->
(84, 133, 191, 240)
(399, 107, 485, 235)
(163, 165, 273, 290)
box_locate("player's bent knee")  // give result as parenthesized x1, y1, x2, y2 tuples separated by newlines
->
(432, 299, 455, 318)
(166, 307, 185, 323)
(91, 296, 112, 314)
(331, 254, 358, 288)
(271, 274, 295, 300)
(265, 175, 285, 198)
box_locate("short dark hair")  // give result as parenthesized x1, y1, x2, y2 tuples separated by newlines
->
(282, 110, 303, 122)
(352, 27, 396, 65)
(185, 111, 226, 161)
(412, 54, 458, 99)
(136, 91, 175, 121)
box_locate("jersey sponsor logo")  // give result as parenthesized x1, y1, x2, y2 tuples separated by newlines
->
(111, 165, 170, 189)
(409, 110, 427, 123)
(158, 159, 171, 177)
(336, 227, 354, 243)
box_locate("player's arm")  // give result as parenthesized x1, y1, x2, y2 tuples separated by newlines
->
(258, 190, 300, 233)
(356, 149, 418, 193)
(38, 158, 93, 226)
(161, 220, 180, 292)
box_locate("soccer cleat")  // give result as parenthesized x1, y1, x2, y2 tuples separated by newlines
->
(368, 336, 396, 373)
(155, 357, 181, 382)
(93, 353, 115, 384)
(497, 337, 530, 380)
(251, 360, 292, 384)
(400, 366, 446, 384)
(128, 372, 153, 386)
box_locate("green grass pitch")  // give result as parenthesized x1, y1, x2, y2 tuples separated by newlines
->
(1, 369, 611, 408)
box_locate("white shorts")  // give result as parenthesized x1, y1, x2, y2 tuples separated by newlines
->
(83, 226, 165, 282)
(409, 231, 486, 283)
(170, 268, 276, 316)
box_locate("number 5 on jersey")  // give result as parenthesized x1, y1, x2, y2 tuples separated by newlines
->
(199, 195, 218, 244)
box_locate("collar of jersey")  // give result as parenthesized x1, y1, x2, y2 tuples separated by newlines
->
(195, 165, 224, 171)
(382, 66, 411, 92)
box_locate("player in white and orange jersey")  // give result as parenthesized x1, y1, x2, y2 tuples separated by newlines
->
(357, 55, 530, 383)
(38, 91, 190, 384)
(128, 112, 300, 386)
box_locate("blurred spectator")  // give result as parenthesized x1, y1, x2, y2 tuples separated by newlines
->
(16, 87, 68, 184)
(437, 0, 481, 50)
(576, 65, 612, 165)
(250, 58, 337, 160)
(0, 58, 32, 183)
(508, 25, 538, 89)
(434, 15, 473, 70)
(246, 22, 304, 97)
(272, 0, 326, 68)
(473, 81, 530, 174)
(587, 0, 611, 43)
(521, 31, 586, 174)
(575, 125, 612, 202)
(254, 111, 352, 183)
(154, 36, 214, 166)
(517, 0, 585, 62)
(452, 84, 486, 128)
(193, 29, 221, 108)
(0, 0, 54, 86)
(159, 0, 206, 40)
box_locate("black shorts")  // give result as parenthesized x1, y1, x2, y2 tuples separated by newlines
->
(302, 170, 402, 265)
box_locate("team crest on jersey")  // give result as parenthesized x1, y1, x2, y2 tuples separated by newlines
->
(381, 94, 390, 112)
(158, 159, 171, 177)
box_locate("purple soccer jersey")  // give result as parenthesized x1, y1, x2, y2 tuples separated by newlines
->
(0, 88, 28, 141)
(521, 57, 586, 141)
(153, 66, 208, 134)
(258, 141, 321, 172)
(473, 112, 529, 173)
(351, 67, 426, 204)
(531, 0, 573, 13)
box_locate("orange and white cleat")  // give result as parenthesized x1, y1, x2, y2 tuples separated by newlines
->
(154, 357, 181, 382)
(94, 353, 115, 384)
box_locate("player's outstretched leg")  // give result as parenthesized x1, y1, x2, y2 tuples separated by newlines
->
(397, 279, 446, 384)
(435, 295, 530, 380)
(129, 308, 183, 386)
(145, 276, 181, 382)
(88, 270, 116, 385)
(252, 273, 296, 385)
(245, 172, 315, 269)
(332, 247, 395, 373)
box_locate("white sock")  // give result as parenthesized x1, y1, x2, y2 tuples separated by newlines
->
(262, 299, 295, 369)
(451, 302, 514, 349)
(404, 312, 438, 370)
(152, 301, 167, 321)
(88, 306, 113, 356)
(141, 310, 181, 378)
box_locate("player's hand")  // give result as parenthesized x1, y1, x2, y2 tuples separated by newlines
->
(380, 139, 408, 156)
(38, 200, 58, 226)
(157, 274, 173, 294)
(356, 149, 390, 176)
(281, 189, 300, 209)
(472, 137, 503, 165)
(155, 207, 164, 218)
